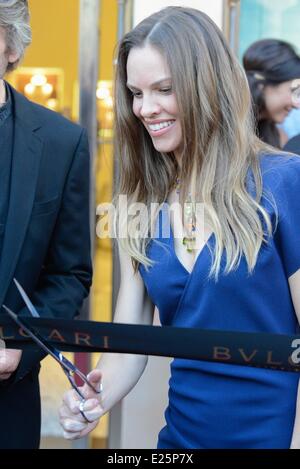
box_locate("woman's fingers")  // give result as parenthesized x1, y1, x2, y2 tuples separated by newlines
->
(78, 420, 100, 438)
(61, 418, 88, 433)
(60, 369, 104, 440)
(62, 416, 100, 440)
(63, 430, 82, 440)
(60, 399, 102, 423)
(62, 388, 81, 414)
(79, 401, 103, 422)
(62, 370, 103, 412)
(62, 390, 99, 412)
(60, 394, 103, 441)
(81, 369, 103, 400)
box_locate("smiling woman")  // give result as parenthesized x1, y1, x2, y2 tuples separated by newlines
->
(59, 6, 300, 450)
(243, 39, 300, 147)
(126, 46, 182, 158)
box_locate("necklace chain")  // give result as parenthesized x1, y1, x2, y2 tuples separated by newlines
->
(174, 178, 196, 253)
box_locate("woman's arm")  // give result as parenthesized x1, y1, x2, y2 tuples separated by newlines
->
(93, 244, 155, 413)
(288, 269, 300, 449)
(59, 247, 155, 439)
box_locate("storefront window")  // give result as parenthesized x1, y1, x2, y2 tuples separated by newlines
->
(239, 0, 300, 58)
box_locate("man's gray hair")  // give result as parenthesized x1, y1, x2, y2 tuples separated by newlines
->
(0, 0, 31, 72)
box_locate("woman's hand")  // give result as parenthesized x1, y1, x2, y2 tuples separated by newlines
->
(59, 369, 103, 440)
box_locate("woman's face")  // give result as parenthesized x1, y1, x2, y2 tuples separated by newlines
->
(263, 79, 300, 123)
(126, 44, 183, 160)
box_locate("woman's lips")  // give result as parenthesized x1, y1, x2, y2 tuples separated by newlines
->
(147, 120, 176, 137)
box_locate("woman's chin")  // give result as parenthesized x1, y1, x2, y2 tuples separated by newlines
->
(153, 143, 176, 153)
(274, 111, 290, 123)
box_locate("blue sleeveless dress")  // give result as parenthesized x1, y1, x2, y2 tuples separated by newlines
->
(139, 154, 300, 449)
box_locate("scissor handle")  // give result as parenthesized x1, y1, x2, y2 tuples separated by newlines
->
(59, 353, 101, 395)
(63, 368, 85, 400)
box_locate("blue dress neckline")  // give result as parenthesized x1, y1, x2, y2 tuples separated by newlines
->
(164, 206, 215, 277)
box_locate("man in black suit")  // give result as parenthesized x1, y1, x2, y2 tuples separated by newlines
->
(0, 0, 92, 448)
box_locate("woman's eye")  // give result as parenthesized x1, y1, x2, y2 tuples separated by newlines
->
(292, 85, 300, 101)
(131, 91, 142, 98)
(129, 90, 142, 98)
(160, 88, 172, 93)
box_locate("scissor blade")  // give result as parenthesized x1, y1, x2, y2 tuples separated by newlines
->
(3, 305, 101, 395)
(2, 305, 62, 363)
(2, 305, 83, 376)
(13, 278, 40, 318)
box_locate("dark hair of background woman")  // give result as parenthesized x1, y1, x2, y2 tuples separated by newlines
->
(243, 39, 300, 147)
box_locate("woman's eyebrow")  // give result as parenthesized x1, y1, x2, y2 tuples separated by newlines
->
(126, 78, 172, 90)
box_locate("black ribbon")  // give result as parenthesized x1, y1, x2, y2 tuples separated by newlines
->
(0, 316, 300, 372)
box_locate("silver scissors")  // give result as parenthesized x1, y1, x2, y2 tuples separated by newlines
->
(3, 278, 101, 422)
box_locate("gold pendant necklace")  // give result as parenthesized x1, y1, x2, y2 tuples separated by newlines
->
(174, 178, 196, 253)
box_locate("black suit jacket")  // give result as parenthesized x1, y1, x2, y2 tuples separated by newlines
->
(1, 84, 93, 383)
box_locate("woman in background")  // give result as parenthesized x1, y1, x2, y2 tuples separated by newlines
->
(59, 8, 300, 448)
(243, 39, 300, 148)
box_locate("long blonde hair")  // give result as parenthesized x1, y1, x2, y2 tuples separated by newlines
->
(114, 6, 274, 279)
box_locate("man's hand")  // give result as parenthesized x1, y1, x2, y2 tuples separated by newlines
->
(0, 349, 22, 380)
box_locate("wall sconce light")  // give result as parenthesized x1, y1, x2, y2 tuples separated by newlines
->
(23, 73, 56, 107)
(8, 67, 64, 114)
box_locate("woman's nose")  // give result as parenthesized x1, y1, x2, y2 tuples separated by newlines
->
(140, 97, 160, 117)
